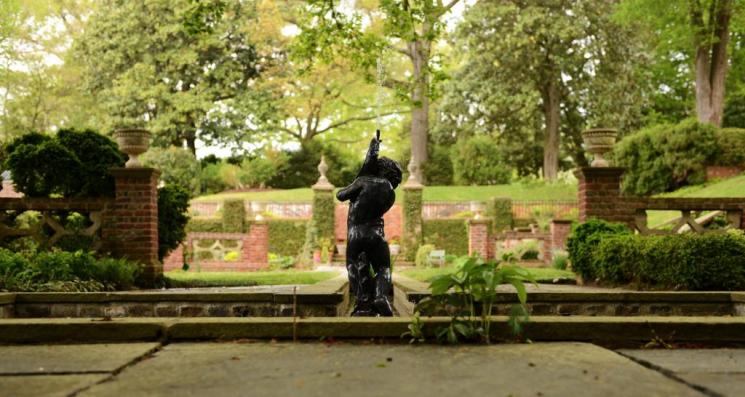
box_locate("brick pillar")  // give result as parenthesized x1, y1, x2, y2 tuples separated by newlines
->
(468, 218, 490, 259)
(574, 167, 634, 228)
(243, 220, 268, 268)
(547, 219, 573, 262)
(104, 168, 161, 286)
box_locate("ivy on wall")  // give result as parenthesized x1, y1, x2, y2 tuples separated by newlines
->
(402, 187, 423, 261)
(311, 189, 335, 242)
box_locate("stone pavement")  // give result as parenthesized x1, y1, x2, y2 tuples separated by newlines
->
(4, 342, 740, 397)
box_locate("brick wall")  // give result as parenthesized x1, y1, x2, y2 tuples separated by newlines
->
(163, 226, 270, 272)
(335, 203, 402, 242)
(706, 166, 743, 181)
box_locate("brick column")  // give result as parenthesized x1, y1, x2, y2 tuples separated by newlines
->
(104, 168, 160, 286)
(243, 220, 269, 269)
(547, 219, 573, 262)
(574, 167, 634, 228)
(468, 218, 490, 259)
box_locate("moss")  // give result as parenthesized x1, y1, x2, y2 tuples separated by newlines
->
(423, 219, 468, 256)
(402, 187, 423, 261)
(222, 200, 246, 233)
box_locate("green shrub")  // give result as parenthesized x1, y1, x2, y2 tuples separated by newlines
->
(592, 231, 745, 290)
(222, 199, 246, 233)
(186, 218, 223, 233)
(4, 129, 126, 198)
(415, 244, 436, 267)
(514, 239, 541, 260)
(551, 249, 569, 270)
(714, 128, 745, 167)
(142, 147, 201, 195)
(0, 249, 140, 292)
(402, 187, 423, 261)
(488, 197, 513, 233)
(158, 184, 191, 261)
(423, 144, 454, 185)
(199, 162, 231, 194)
(423, 220, 468, 256)
(268, 220, 307, 257)
(268, 253, 295, 270)
(312, 190, 335, 242)
(614, 119, 719, 195)
(566, 219, 631, 281)
(238, 153, 285, 188)
(451, 135, 511, 185)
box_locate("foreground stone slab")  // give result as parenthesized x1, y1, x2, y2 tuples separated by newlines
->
(0, 374, 106, 397)
(0, 343, 159, 374)
(79, 342, 700, 397)
(619, 349, 745, 396)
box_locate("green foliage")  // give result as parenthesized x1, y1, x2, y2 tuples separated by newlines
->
(157, 185, 191, 261)
(423, 144, 454, 185)
(423, 220, 468, 256)
(614, 119, 720, 195)
(268, 220, 307, 257)
(451, 136, 511, 185)
(415, 244, 436, 268)
(590, 231, 745, 290)
(312, 190, 335, 242)
(566, 219, 632, 281)
(268, 143, 321, 189)
(298, 221, 319, 267)
(551, 250, 570, 270)
(221, 200, 246, 233)
(488, 198, 513, 233)
(238, 153, 285, 188)
(142, 147, 200, 195)
(513, 239, 541, 261)
(186, 218, 223, 233)
(402, 188, 424, 261)
(714, 128, 745, 167)
(0, 249, 141, 292)
(4, 129, 126, 197)
(407, 256, 534, 344)
(199, 163, 230, 195)
(268, 253, 295, 270)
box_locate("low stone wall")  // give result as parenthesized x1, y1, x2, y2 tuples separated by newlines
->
(0, 276, 349, 318)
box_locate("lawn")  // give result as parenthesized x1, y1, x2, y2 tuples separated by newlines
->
(192, 182, 578, 203)
(398, 267, 576, 284)
(164, 270, 338, 288)
(647, 174, 745, 226)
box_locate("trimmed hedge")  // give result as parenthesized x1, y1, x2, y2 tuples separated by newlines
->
(423, 219, 468, 256)
(593, 232, 745, 290)
(268, 220, 307, 256)
(402, 187, 424, 261)
(312, 189, 335, 242)
(488, 197, 512, 233)
(222, 200, 246, 233)
(714, 128, 745, 167)
(186, 218, 224, 233)
(567, 219, 745, 290)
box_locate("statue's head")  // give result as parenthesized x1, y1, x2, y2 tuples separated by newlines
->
(377, 156, 403, 189)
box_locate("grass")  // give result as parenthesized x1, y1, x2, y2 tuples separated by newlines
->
(398, 266, 576, 284)
(192, 182, 578, 203)
(164, 270, 338, 288)
(647, 174, 745, 227)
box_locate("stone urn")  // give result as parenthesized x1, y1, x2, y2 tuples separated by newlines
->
(114, 129, 151, 168)
(582, 128, 617, 167)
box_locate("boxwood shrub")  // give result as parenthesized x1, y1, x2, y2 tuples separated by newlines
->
(566, 219, 632, 281)
(268, 220, 307, 256)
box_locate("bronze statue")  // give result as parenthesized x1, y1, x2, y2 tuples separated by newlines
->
(337, 131, 402, 316)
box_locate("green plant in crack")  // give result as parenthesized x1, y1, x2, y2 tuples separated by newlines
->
(405, 255, 535, 344)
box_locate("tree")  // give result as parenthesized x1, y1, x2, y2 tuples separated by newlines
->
(295, 0, 464, 182)
(439, 0, 644, 180)
(75, 0, 262, 154)
(617, 0, 744, 126)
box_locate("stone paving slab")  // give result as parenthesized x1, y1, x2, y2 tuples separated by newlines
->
(79, 342, 701, 397)
(619, 349, 745, 396)
(0, 375, 106, 397)
(0, 343, 159, 374)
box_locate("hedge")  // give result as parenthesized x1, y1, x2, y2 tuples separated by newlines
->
(222, 199, 246, 233)
(593, 232, 745, 290)
(311, 189, 335, 242)
(567, 219, 745, 290)
(186, 218, 224, 233)
(423, 219, 468, 256)
(268, 220, 307, 256)
(714, 128, 745, 167)
(402, 187, 424, 261)
(488, 197, 512, 233)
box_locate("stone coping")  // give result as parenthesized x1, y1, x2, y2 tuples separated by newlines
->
(1, 274, 349, 306)
(393, 275, 743, 304)
(2, 316, 745, 344)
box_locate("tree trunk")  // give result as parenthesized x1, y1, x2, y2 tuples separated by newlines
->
(541, 79, 561, 181)
(408, 38, 430, 183)
(693, 0, 731, 127)
(186, 130, 197, 155)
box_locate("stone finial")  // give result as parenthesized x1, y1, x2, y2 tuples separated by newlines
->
(312, 155, 334, 190)
(404, 158, 423, 188)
